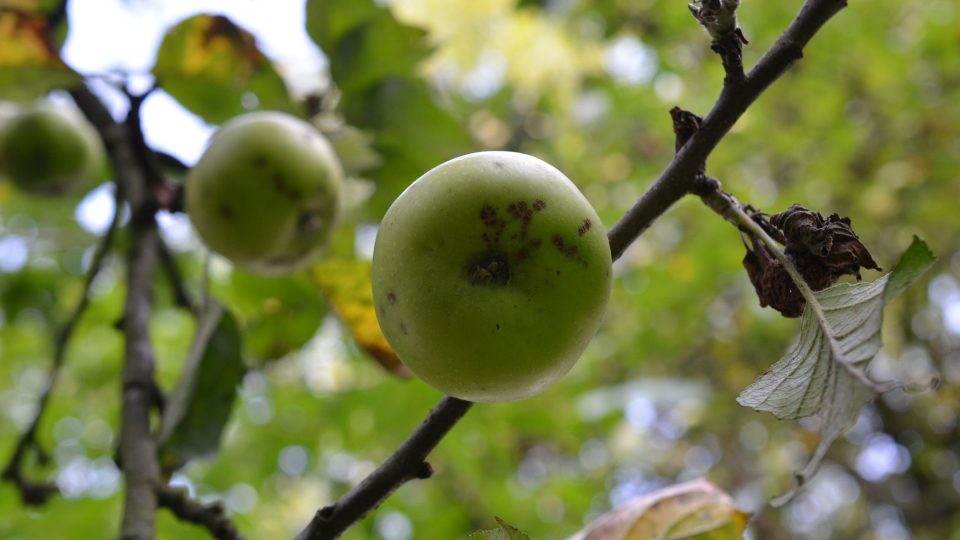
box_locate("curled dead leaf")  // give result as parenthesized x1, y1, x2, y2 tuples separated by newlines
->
(742, 205, 881, 317)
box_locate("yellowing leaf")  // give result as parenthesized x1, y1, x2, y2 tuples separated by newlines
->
(569, 479, 748, 540)
(152, 14, 297, 124)
(0, 10, 79, 101)
(309, 259, 409, 377)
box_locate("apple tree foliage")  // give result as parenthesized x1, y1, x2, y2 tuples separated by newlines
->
(1, 0, 960, 539)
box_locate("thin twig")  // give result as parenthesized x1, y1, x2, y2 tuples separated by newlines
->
(1, 182, 123, 506)
(295, 397, 473, 540)
(157, 238, 196, 312)
(157, 484, 244, 540)
(607, 0, 848, 260)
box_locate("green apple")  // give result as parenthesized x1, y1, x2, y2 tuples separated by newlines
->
(0, 102, 104, 196)
(186, 111, 344, 275)
(372, 151, 612, 402)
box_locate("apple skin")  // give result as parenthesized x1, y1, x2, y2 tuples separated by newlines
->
(186, 111, 344, 275)
(0, 103, 104, 196)
(372, 151, 612, 402)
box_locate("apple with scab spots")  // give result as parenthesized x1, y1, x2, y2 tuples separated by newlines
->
(186, 111, 343, 275)
(372, 151, 612, 402)
(0, 102, 104, 196)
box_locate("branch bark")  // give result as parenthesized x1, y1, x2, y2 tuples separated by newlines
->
(71, 85, 163, 540)
(157, 485, 244, 540)
(607, 0, 848, 260)
(295, 397, 473, 540)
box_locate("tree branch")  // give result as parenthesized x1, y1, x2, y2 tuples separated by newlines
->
(157, 238, 195, 312)
(295, 397, 473, 540)
(607, 0, 848, 260)
(71, 84, 164, 540)
(299, 1, 850, 537)
(1, 181, 123, 506)
(156, 484, 244, 540)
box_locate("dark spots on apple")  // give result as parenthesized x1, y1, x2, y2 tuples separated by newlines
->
(478, 199, 549, 267)
(253, 155, 267, 168)
(400, 321, 408, 335)
(296, 210, 321, 234)
(494, 161, 504, 168)
(496, 323, 501, 330)
(218, 203, 233, 219)
(378, 305, 386, 317)
(387, 292, 397, 305)
(480, 204, 506, 249)
(553, 235, 579, 257)
(508, 201, 533, 221)
(578, 218, 592, 236)
(514, 239, 542, 263)
(556, 270, 561, 276)
(480, 205, 499, 226)
(553, 235, 589, 267)
(469, 252, 510, 286)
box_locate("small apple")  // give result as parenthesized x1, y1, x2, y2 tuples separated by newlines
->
(372, 151, 612, 402)
(0, 102, 104, 196)
(186, 111, 344, 275)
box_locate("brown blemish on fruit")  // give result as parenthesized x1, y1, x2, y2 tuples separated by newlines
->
(496, 323, 501, 330)
(296, 210, 321, 234)
(578, 219, 592, 236)
(508, 201, 532, 221)
(469, 252, 510, 286)
(253, 155, 267, 168)
(218, 204, 233, 219)
(553, 235, 589, 267)
(494, 161, 505, 169)
(514, 239, 542, 263)
(552, 235, 578, 257)
(387, 292, 397, 305)
(475, 198, 550, 273)
(400, 321, 408, 335)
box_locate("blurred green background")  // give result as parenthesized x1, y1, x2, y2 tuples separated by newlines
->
(1, 0, 959, 538)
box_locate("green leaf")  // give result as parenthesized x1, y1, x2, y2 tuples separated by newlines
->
(0, 10, 79, 101)
(305, 0, 474, 215)
(737, 237, 936, 502)
(214, 269, 327, 364)
(152, 14, 297, 124)
(305, 0, 429, 96)
(467, 517, 530, 540)
(883, 236, 937, 304)
(158, 301, 245, 472)
(350, 77, 476, 215)
(568, 479, 748, 540)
